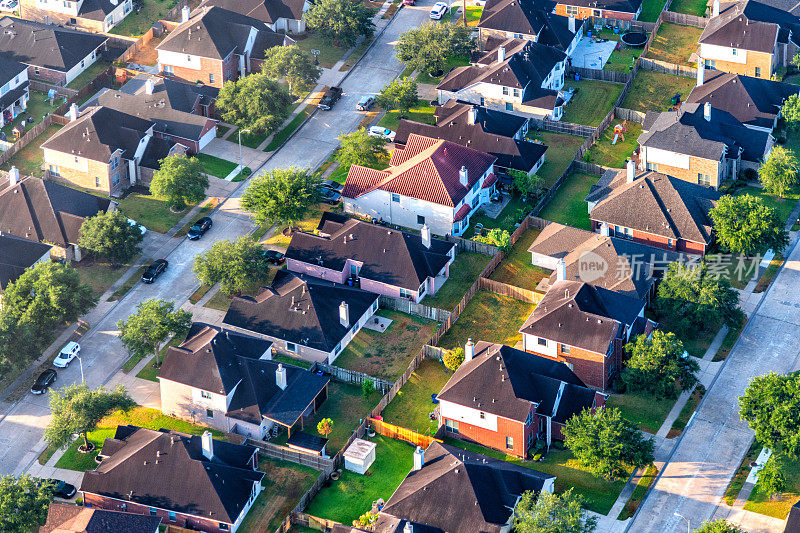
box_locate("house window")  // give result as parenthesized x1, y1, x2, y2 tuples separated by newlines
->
(513, 33, 523, 39)
(286, 342, 298, 353)
(513, 88, 520, 98)
(479, 411, 485, 419)
(201, 391, 212, 399)
(646, 162, 658, 172)
(334, 343, 341, 355)
(502, 87, 508, 95)
(704, 59, 716, 70)
(110, 157, 119, 170)
(112, 173, 120, 186)
(206, 409, 213, 418)
(537, 338, 547, 347)
(755, 67, 762, 77)
(565, 5, 578, 15)
(445, 419, 459, 433)
(624, 227, 633, 239)
(49, 165, 60, 177)
(219, 523, 229, 530)
(149, 508, 157, 516)
(350, 263, 359, 276)
(400, 288, 413, 299)
(34, 66, 40, 76)
(209, 73, 215, 83)
(668, 238, 674, 247)
(95, 176, 100, 187)
(506, 436, 514, 450)
(186, 55, 192, 62)
(168, 511, 176, 521)
(731, 48, 737, 56)
(561, 344, 570, 354)
(391, 193, 400, 202)
(592, 8, 601, 16)
(471, 196, 479, 208)
(81, 60, 85, 68)
(525, 411, 534, 426)
(163, 65, 174, 75)
(505, 102, 513, 111)
(372, 300, 379, 312)
(698, 173, 712, 187)
(417, 215, 425, 225)
(74, 156, 78, 164)
(480, 97, 485, 106)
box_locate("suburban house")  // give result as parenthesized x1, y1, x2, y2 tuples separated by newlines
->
(81, 425, 264, 533)
(223, 270, 379, 364)
(0, 17, 108, 86)
(0, 172, 113, 261)
(687, 67, 799, 132)
(477, 0, 584, 55)
(119, 73, 221, 119)
(699, 0, 800, 79)
(638, 102, 772, 187)
(198, 0, 309, 33)
(285, 212, 456, 303)
(0, 56, 29, 130)
(586, 163, 722, 255)
(39, 502, 162, 533)
(437, 340, 606, 455)
(437, 38, 568, 120)
(519, 279, 652, 390)
(553, 0, 642, 23)
(158, 323, 330, 440)
(20, 0, 132, 33)
(156, 6, 293, 89)
(395, 100, 547, 177)
(529, 222, 681, 300)
(41, 104, 187, 195)
(342, 133, 497, 237)
(0, 233, 52, 303)
(374, 441, 556, 533)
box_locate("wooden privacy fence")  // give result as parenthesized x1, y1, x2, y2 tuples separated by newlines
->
(291, 512, 344, 532)
(246, 441, 334, 470)
(118, 26, 156, 63)
(572, 160, 611, 175)
(615, 106, 646, 124)
(530, 118, 596, 138)
(568, 66, 631, 84)
(370, 347, 430, 417)
(446, 235, 499, 256)
(662, 10, 708, 27)
(478, 278, 542, 304)
(312, 362, 392, 393)
(639, 57, 697, 77)
(531, 161, 575, 216)
(369, 418, 442, 448)
(379, 295, 450, 322)
(0, 114, 53, 167)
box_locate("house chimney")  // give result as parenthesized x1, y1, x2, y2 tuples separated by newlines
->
(339, 301, 349, 328)
(276, 363, 287, 390)
(413, 446, 425, 471)
(465, 338, 474, 361)
(498, 46, 506, 63)
(421, 224, 431, 249)
(626, 159, 635, 183)
(181, 5, 190, 22)
(600, 221, 610, 237)
(467, 106, 477, 125)
(145, 78, 155, 95)
(704, 101, 711, 122)
(69, 103, 79, 122)
(201, 431, 213, 461)
(696, 61, 704, 86)
(404, 523, 414, 533)
(568, 15, 576, 33)
(8, 166, 19, 186)
(557, 259, 566, 282)
(459, 166, 468, 187)
(712, 0, 719, 16)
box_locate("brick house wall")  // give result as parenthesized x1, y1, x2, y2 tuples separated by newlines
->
(27, 65, 67, 86)
(642, 153, 724, 188)
(522, 336, 613, 390)
(705, 49, 774, 79)
(590, 219, 709, 256)
(554, 4, 636, 20)
(441, 412, 531, 458)
(42, 148, 118, 194)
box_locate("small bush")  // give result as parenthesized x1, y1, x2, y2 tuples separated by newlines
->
(362, 378, 375, 397)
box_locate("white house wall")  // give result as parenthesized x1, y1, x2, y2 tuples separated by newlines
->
(522, 333, 559, 357)
(64, 47, 101, 85)
(643, 146, 690, 169)
(158, 50, 202, 71)
(344, 190, 457, 236)
(700, 43, 748, 64)
(438, 399, 499, 432)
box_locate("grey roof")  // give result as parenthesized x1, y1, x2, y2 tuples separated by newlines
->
(785, 500, 800, 533)
(81, 426, 263, 525)
(687, 71, 799, 130)
(75, 0, 126, 20)
(0, 17, 107, 73)
(139, 136, 176, 169)
(700, 0, 800, 52)
(0, 81, 29, 114)
(40, 503, 162, 533)
(223, 270, 379, 353)
(477, 0, 584, 50)
(380, 441, 555, 533)
(586, 169, 721, 245)
(198, 0, 307, 23)
(120, 74, 220, 111)
(0, 55, 26, 87)
(0, 234, 51, 293)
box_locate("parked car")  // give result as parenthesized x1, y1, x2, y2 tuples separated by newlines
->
(31, 369, 57, 395)
(430, 2, 448, 19)
(127, 218, 146, 235)
(321, 179, 344, 192)
(0, 0, 19, 12)
(402, 0, 415, 5)
(263, 249, 286, 265)
(141, 259, 168, 283)
(318, 86, 343, 110)
(53, 341, 80, 368)
(356, 95, 375, 111)
(368, 126, 396, 141)
(187, 216, 213, 240)
(321, 187, 341, 205)
(52, 480, 77, 499)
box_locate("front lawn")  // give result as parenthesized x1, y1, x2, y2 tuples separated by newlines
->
(381, 359, 452, 435)
(421, 251, 492, 310)
(621, 70, 696, 112)
(110, 0, 178, 36)
(734, 185, 800, 226)
(667, 385, 705, 437)
(262, 203, 335, 249)
(377, 103, 436, 131)
(724, 440, 760, 506)
(1, 90, 62, 139)
(305, 435, 414, 525)
(745, 454, 800, 519)
(537, 172, 597, 229)
(73, 256, 141, 298)
(0, 124, 61, 178)
(489, 229, 551, 291)
(561, 79, 623, 127)
(436, 290, 535, 350)
(654, 311, 720, 358)
(704, 253, 759, 290)
(639, 0, 669, 21)
(416, 55, 471, 85)
(606, 391, 676, 434)
(195, 153, 238, 179)
(617, 464, 659, 520)
(295, 35, 349, 69)
(669, 0, 707, 15)
(117, 192, 190, 233)
(334, 310, 438, 381)
(585, 121, 642, 169)
(525, 131, 585, 187)
(464, 194, 533, 237)
(644, 23, 702, 66)
(66, 61, 111, 90)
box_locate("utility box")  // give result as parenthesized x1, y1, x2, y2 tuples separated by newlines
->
(343, 438, 376, 474)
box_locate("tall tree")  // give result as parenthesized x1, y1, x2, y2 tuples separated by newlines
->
(150, 154, 209, 211)
(710, 194, 789, 256)
(694, 520, 745, 533)
(756, 454, 787, 497)
(117, 299, 192, 368)
(216, 73, 293, 134)
(512, 488, 597, 533)
(0, 475, 55, 533)
(44, 383, 134, 451)
(241, 167, 321, 230)
(623, 331, 699, 399)
(396, 22, 474, 76)
(563, 407, 654, 480)
(759, 145, 799, 198)
(305, 0, 375, 48)
(782, 93, 800, 131)
(79, 209, 144, 267)
(739, 372, 800, 458)
(193, 237, 268, 296)
(261, 45, 322, 97)
(376, 77, 420, 117)
(336, 128, 389, 170)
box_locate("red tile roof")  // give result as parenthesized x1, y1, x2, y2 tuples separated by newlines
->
(453, 203, 472, 222)
(483, 172, 497, 188)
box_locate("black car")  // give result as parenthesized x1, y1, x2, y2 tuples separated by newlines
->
(321, 179, 344, 192)
(31, 369, 56, 395)
(318, 86, 342, 110)
(141, 259, 168, 283)
(187, 216, 213, 240)
(321, 187, 341, 204)
(263, 249, 285, 265)
(52, 480, 77, 499)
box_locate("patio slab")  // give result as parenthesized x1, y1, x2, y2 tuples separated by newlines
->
(363, 314, 393, 332)
(572, 37, 618, 69)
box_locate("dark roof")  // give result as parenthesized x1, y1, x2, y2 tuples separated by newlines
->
(223, 270, 379, 353)
(81, 426, 263, 525)
(519, 280, 645, 354)
(0, 55, 26, 87)
(285, 212, 455, 291)
(477, 0, 583, 50)
(0, 234, 51, 293)
(557, 0, 642, 14)
(586, 169, 721, 245)
(0, 17, 107, 73)
(785, 499, 800, 533)
(687, 71, 799, 130)
(121, 74, 220, 111)
(198, 0, 307, 23)
(434, 99, 527, 138)
(75, 0, 126, 20)
(139, 136, 176, 170)
(0, 81, 29, 112)
(0, 175, 112, 247)
(438, 341, 596, 424)
(39, 503, 162, 533)
(286, 431, 328, 452)
(380, 441, 555, 533)
(700, 0, 800, 51)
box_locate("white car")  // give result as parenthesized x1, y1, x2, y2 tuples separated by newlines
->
(128, 218, 147, 236)
(53, 342, 80, 368)
(368, 126, 396, 142)
(430, 1, 449, 19)
(0, 0, 19, 11)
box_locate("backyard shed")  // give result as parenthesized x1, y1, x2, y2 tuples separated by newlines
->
(343, 438, 376, 474)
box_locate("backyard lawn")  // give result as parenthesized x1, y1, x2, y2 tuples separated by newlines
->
(381, 359, 452, 435)
(525, 131, 585, 186)
(378, 103, 436, 131)
(334, 310, 438, 381)
(436, 290, 535, 350)
(621, 70, 696, 112)
(561, 79, 623, 127)
(745, 454, 800, 519)
(66, 61, 111, 90)
(639, 0, 669, 21)
(0, 124, 61, 177)
(537, 171, 597, 230)
(421, 251, 491, 310)
(1, 90, 62, 139)
(110, 0, 178, 36)
(305, 435, 414, 525)
(669, 0, 707, 15)
(117, 192, 190, 233)
(464, 195, 533, 237)
(262, 203, 335, 249)
(606, 391, 676, 434)
(489, 229, 552, 291)
(585, 121, 642, 168)
(594, 30, 647, 73)
(644, 23, 703, 66)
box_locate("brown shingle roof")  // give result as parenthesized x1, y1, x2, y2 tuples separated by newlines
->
(39, 503, 162, 533)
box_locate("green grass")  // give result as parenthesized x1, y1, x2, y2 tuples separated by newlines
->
(622, 70, 696, 112)
(108, 265, 147, 302)
(136, 337, 183, 381)
(381, 359, 452, 435)
(755, 253, 785, 293)
(745, 454, 800, 519)
(66, 61, 111, 90)
(537, 171, 597, 229)
(1, 90, 62, 139)
(464, 5, 482, 25)
(262, 203, 336, 249)
(489, 229, 551, 291)
(525, 131, 585, 187)
(73, 256, 141, 298)
(305, 435, 414, 524)
(464, 195, 533, 237)
(714, 322, 744, 361)
(216, 125, 231, 138)
(734, 185, 800, 226)
(724, 440, 761, 506)
(561, 79, 623, 127)
(195, 153, 239, 178)
(55, 406, 223, 471)
(669, 0, 707, 15)
(639, 0, 669, 21)
(703, 253, 759, 290)
(618, 464, 659, 520)
(334, 310, 438, 381)
(271, 353, 313, 369)
(240, 130, 270, 149)
(585, 122, 642, 169)
(606, 392, 676, 434)
(598, 30, 647, 73)
(0, 124, 61, 177)
(109, 0, 178, 36)
(295, 35, 349, 69)
(265, 104, 315, 151)
(436, 290, 535, 350)
(377, 103, 436, 131)
(667, 385, 705, 437)
(655, 310, 720, 357)
(645, 23, 703, 66)
(421, 252, 491, 310)
(416, 55, 471, 85)
(117, 193, 190, 233)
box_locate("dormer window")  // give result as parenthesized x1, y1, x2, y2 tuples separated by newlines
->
(479, 411, 485, 419)
(731, 48, 737, 55)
